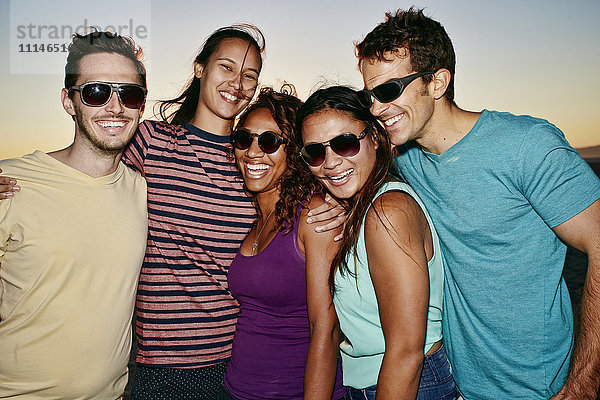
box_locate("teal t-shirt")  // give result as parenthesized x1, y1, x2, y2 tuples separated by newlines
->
(394, 110, 600, 399)
(333, 181, 444, 389)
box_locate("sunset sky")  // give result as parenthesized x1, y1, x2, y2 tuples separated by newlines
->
(1, 0, 599, 159)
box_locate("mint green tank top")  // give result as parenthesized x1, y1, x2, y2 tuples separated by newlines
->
(333, 181, 444, 389)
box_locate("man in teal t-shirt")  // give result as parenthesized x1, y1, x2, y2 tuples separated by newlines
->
(355, 8, 600, 400)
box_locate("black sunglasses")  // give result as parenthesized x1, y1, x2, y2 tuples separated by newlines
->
(231, 128, 288, 154)
(300, 126, 370, 167)
(69, 81, 147, 109)
(357, 71, 433, 108)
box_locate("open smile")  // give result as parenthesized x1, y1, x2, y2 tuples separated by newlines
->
(245, 162, 270, 179)
(95, 119, 129, 133)
(384, 113, 404, 127)
(325, 168, 353, 186)
(220, 91, 239, 103)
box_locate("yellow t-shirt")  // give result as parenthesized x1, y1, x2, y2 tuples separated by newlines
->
(0, 151, 147, 399)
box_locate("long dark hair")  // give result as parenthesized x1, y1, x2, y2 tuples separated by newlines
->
(235, 85, 321, 232)
(158, 24, 265, 125)
(296, 86, 393, 291)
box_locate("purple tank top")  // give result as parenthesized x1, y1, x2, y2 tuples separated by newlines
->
(224, 209, 345, 399)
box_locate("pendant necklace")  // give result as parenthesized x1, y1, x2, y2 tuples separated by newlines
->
(252, 207, 276, 255)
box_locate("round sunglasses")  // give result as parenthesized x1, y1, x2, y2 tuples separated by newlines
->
(300, 126, 370, 167)
(230, 128, 288, 154)
(69, 81, 147, 109)
(357, 71, 433, 108)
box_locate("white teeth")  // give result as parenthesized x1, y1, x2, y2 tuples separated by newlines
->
(384, 114, 403, 126)
(246, 163, 269, 176)
(247, 164, 268, 171)
(329, 169, 353, 182)
(97, 121, 126, 128)
(221, 91, 238, 102)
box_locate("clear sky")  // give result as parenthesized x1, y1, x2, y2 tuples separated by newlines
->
(1, 0, 599, 159)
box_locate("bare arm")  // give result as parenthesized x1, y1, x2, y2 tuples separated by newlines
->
(301, 195, 342, 400)
(551, 198, 600, 400)
(0, 168, 20, 199)
(366, 191, 432, 400)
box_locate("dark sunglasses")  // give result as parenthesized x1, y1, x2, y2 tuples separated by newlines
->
(357, 71, 433, 108)
(230, 128, 288, 154)
(300, 126, 370, 167)
(69, 81, 147, 109)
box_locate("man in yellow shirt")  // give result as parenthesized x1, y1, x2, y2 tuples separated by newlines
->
(0, 31, 148, 399)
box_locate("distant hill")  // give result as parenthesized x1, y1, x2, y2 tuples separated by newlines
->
(576, 145, 600, 176)
(577, 145, 600, 161)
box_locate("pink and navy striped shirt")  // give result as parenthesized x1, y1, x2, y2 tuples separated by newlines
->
(123, 120, 256, 368)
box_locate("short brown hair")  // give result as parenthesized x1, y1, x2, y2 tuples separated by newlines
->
(64, 30, 146, 90)
(356, 7, 456, 103)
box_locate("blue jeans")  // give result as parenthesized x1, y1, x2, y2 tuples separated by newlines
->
(346, 344, 456, 400)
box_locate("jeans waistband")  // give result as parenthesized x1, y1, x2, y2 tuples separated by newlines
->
(423, 343, 448, 368)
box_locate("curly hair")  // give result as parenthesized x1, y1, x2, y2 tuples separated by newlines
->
(296, 86, 394, 292)
(356, 7, 456, 103)
(235, 85, 322, 233)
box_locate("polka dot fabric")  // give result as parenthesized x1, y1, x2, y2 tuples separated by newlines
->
(131, 363, 230, 400)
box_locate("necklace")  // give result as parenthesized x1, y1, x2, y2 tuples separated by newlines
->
(252, 208, 276, 255)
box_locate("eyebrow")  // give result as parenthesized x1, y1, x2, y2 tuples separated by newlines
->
(217, 57, 260, 74)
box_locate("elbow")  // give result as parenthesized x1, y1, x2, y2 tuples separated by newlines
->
(384, 345, 425, 373)
(309, 322, 340, 345)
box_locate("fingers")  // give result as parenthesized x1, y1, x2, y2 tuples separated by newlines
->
(307, 204, 345, 224)
(306, 194, 347, 239)
(316, 211, 346, 232)
(0, 173, 20, 199)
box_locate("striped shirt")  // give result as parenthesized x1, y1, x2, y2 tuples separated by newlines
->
(123, 120, 256, 368)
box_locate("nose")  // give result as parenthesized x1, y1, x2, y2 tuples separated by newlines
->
(322, 145, 343, 169)
(228, 72, 242, 91)
(245, 135, 263, 158)
(370, 98, 388, 120)
(104, 91, 124, 114)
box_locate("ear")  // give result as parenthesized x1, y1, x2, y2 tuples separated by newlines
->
(61, 88, 76, 117)
(369, 130, 380, 150)
(194, 62, 203, 79)
(431, 69, 451, 100)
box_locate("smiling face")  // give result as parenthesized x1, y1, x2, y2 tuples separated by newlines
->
(301, 109, 378, 200)
(361, 50, 435, 147)
(62, 52, 144, 155)
(235, 107, 288, 199)
(195, 37, 261, 124)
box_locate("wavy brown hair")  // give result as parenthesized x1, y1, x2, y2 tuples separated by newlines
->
(235, 85, 322, 233)
(296, 86, 394, 292)
(356, 7, 456, 104)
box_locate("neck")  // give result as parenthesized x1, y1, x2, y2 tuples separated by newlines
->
(48, 140, 123, 178)
(256, 190, 280, 220)
(416, 101, 481, 155)
(189, 104, 234, 136)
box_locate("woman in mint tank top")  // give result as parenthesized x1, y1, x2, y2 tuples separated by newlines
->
(297, 86, 457, 400)
(224, 86, 346, 400)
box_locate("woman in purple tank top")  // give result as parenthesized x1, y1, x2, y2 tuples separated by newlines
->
(224, 86, 346, 400)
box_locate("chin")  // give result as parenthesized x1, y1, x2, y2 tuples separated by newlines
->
(219, 104, 247, 120)
(325, 186, 352, 201)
